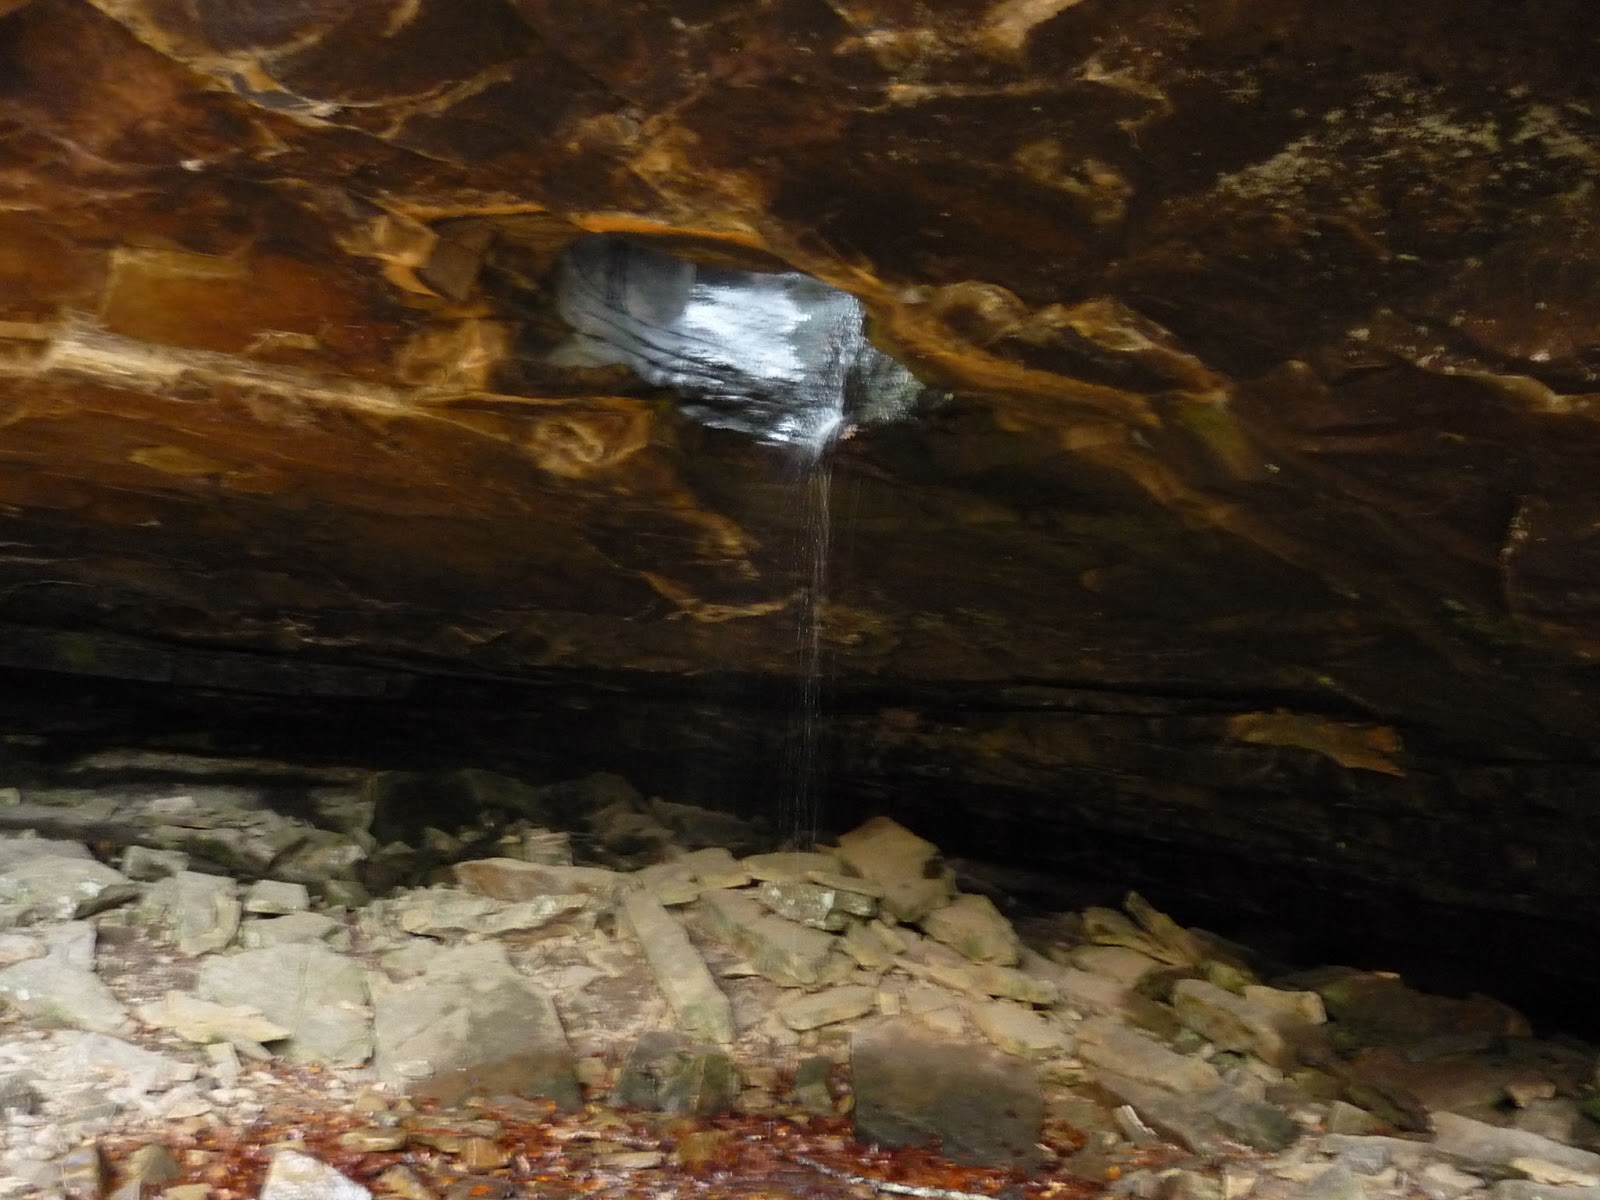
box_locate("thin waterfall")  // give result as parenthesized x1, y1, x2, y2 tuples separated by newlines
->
(776, 429, 839, 848)
(550, 234, 934, 844)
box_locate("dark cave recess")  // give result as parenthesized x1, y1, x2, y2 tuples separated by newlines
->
(3, 651, 1599, 1038)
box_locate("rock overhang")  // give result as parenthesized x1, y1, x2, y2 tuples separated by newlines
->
(1, 0, 1599, 978)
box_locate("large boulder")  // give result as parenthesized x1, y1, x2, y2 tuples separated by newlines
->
(851, 1018, 1044, 1171)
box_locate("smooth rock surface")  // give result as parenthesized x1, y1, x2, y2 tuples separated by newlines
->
(700, 889, 838, 987)
(852, 1018, 1044, 1170)
(198, 944, 372, 1067)
(260, 1149, 370, 1200)
(1076, 1018, 1224, 1094)
(920, 894, 1021, 966)
(370, 942, 578, 1109)
(620, 890, 734, 1045)
(0, 957, 130, 1034)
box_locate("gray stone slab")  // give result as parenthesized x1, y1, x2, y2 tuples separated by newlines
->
(920, 894, 1021, 965)
(1493, 1184, 1600, 1200)
(778, 985, 876, 1031)
(1099, 1072, 1299, 1153)
(852, 1017, 1043, 1170)
(835, 818, 954, 921)
(1432, 1113, 1600, 1175)
(0, 852, 129, 921)
(170, 872, 242, 956)
(136, 990, 292, 1051)
(620, 889, 734, 1044)
(198, 943, 371, 1067)
(1320, 1133, 1444, 1174)
(240, 912, 342, 948)
(371, 944, 579, 1110)
(0, 956, 130, 1033)
(968, 1000, 1072, 1059)
(756, 880, 861, 931)
(244, 880, 311, 914)
(1173, 977, 1294, 1067)
(700, 888, 837, 986)
(260, 1149, 370, 1200)
(1076, 1016, 1223, 1093)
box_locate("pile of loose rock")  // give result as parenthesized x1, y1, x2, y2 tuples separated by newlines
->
(0, 753, 1597, 1200)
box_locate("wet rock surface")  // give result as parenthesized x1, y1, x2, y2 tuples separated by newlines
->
(0, 755, 1597, 1199)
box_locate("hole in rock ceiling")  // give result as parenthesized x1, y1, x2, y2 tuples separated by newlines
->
(551, 235, 939, 449)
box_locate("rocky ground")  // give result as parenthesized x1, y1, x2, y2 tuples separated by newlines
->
(0, 753, 1596, 1200)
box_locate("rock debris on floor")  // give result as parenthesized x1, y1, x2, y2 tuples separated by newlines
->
(0, 755, 1594, 1199)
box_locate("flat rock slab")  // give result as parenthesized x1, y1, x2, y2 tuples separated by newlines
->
(388, 886, 587, 937)
(1076, 1017, 1223, 1093)
(1173, 978, 1295, 1067)
(834, 818, 955, 922)
(169, 871, 242, 956)
(700, 889, 837, 987)
(198, 943, 372, 1067)
(452, 859, 623, 904)
(973, 964, 1057, 1005)
(756, 879, 872, 931)
(620, 890, 734, 1044)
(0, 852, 130, 922)
(1070, 944, 1165, 986)
(1494, 1185, 1600, 1200)
(0, 839, 96, 867)
(968, 1000, 1072, 1059)
(1432, 1112, 1600, 1175)
(261, 1149, 370, 1200)
(371, 942, 579, 1110)
(1019, 951, 1139, 1016)
(15, 1031, 196, 1102)
(852, 1018, 1044, 1170)
(243, 880, 310, 914)
(1320, 1134, 1455, 1175)
(741, 852, 841, 882)
(136, 990, 292, 1053)
(840, 922, 898, 969)
(39, 920, 97, 970)
(779, 985, 876, 1031)
(676, 846, 752, 890)
(0, 957, 130, 1034)
(920, 894, 1021, 966)
(240, 911, 342, 948)
(1099, 1073, 1299, 1153)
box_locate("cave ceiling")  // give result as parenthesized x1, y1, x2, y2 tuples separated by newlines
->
(0, 0, 1597, 782)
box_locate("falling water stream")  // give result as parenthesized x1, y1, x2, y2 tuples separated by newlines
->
(552, 234, 931, 845)
(776, 433, 838, 847)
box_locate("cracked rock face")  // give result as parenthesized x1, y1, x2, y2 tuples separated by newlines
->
(0, 2, 1599, 979)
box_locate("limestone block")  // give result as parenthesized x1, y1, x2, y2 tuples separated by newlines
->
(1075, 1017, 1223, 1094)
(244, 880, 311, 914)
(756, 879, 867, 931)
(452, 858, 623, 903)
(261, 1149, 370, 1200)
(852, 1018, 1043, 1169)
(199, 943, 372, 1068)
(0, 957, 131, 1033)
(778, 985, 876, 1031)
(370, 942, 578, 1109)
(620, 889, 734, 1044)
(919, 894, 1021, 966)
(700, 889, 836, 987)
(968, 1000, 1072, 1059)
(1173, 978, 1295, 1067)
